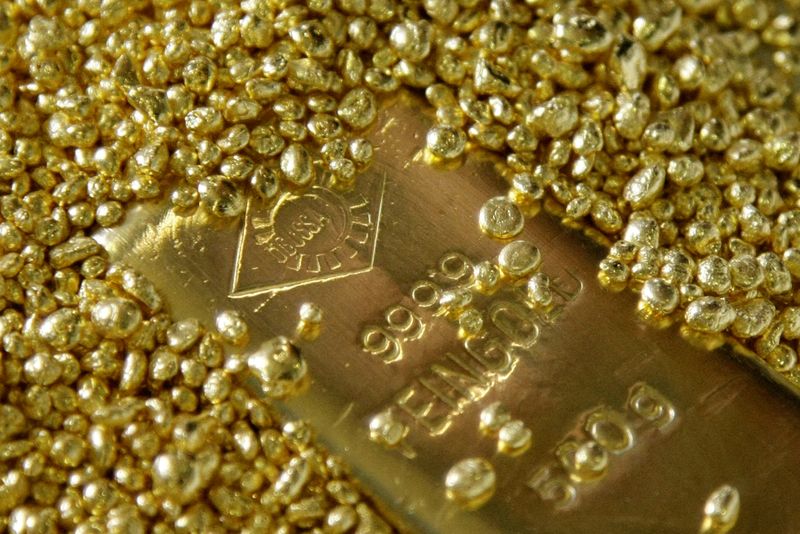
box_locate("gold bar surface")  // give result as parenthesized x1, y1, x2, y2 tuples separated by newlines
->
(98, 97, 800, 533)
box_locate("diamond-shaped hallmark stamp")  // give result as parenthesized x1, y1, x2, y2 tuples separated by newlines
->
(230, 172, 386, 297)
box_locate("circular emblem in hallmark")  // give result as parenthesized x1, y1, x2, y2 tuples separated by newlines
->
(231, 175, 385, 297)
(257, 187, 356, 266)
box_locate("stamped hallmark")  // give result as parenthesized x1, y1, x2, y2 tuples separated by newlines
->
(230, 173, 386, 297)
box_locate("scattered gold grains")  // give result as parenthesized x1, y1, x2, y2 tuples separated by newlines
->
(214, 309, 249, 346)
(478, 403, 532, 456)
(497, 240, 542, 278)
(426, 125, 466, 159)
(497, 420, 533, 457)
(559, 440, 609, 482)
(246, 336, 308, 399)
(528, 272, 554, 307)
(444, 458, 496, 509)
(0, 0, 395, 519)
(478, 402, 511, 435)
(90, 298, 143, 339)
(479, 196, 524, 239)
(296, 302, 324, 341)
(701, 485, 741, 534)
(368, 410, 409, 448)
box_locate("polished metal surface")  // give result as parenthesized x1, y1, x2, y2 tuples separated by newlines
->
(97, 96, 800, 533)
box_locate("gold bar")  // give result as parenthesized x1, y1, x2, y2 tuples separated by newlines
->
(97, 97, 800, 532)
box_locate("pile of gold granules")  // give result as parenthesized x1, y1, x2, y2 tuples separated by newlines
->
(0, 0, 799, 532)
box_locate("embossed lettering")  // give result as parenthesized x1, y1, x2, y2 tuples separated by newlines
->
(584, 407, 635, 452)
(394, 384, 451, 435)
(526, 382, 677, 509)
(526, 465, 578, 509)
(360, 304, 425, 362)
(267, 236, 296, 264)
(256, 210, 328, 264)
(627, 382, 676, 428)
(361, 326, 403, 363)
(551, 270, 583, 301)
(385, 305, 425, 340)
(368, 250, 582, 439)
(418, 377, 463, 411)
(464, 335, 517, 377)
(489, 300, 540, 348)
(431, 359, 491, 402)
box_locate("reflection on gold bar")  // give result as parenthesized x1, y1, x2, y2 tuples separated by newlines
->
(98, 97, 800, 533)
